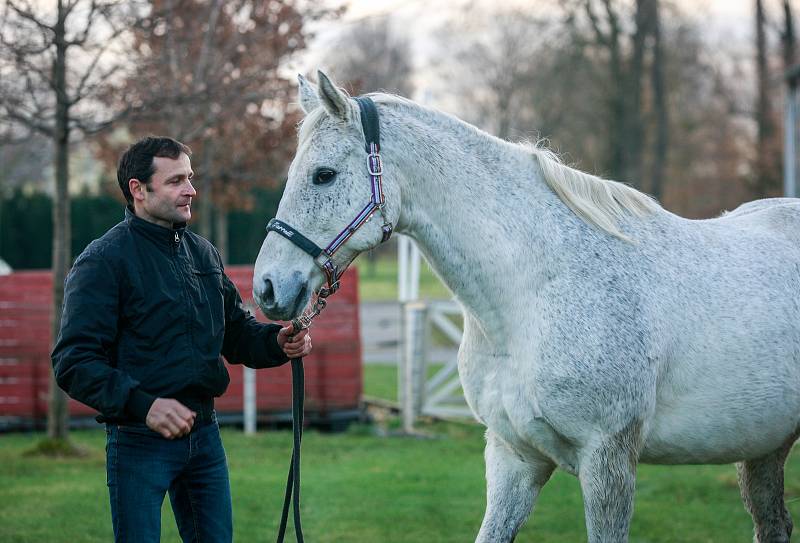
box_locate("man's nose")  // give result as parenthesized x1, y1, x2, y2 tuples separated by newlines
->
(185, 181, 197, 197)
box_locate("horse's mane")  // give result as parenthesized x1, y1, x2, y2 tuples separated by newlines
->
(299, 92, 660, 239)
(524, 143, 660, 239)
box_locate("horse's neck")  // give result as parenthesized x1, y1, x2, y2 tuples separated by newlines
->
(384, 105, 574, 343)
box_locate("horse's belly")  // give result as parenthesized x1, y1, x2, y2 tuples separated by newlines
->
(641, 390, 800, 464)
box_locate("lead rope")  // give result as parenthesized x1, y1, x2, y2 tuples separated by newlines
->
(276, 295, 327, 543)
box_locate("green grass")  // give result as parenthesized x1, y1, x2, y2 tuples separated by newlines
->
(3, 424, 799, 542)
(1, 364, 799, 542)
(364, 363, 458, 403)
(364, 364, 400, 402)
(357, 255, 452, 301)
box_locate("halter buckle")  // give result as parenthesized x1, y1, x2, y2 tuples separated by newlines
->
(367, 152, 383, 176)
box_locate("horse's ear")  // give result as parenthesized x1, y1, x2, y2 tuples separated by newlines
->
(297, 74, 319, 114)
(317, 70, 352, 121)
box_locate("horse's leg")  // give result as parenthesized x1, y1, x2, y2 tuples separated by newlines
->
(737, 434, 798, 543)
(578, 423, 642, 543)
(476, 430, 555, 543)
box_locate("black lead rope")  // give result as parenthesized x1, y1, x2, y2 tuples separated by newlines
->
(277, 356, 304, 543)
(274, 300, 326, 543)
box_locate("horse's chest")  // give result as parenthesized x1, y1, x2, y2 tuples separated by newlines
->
(458, 346, 579, 473)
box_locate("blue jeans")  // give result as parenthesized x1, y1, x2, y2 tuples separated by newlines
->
(105, 415, 232, 542)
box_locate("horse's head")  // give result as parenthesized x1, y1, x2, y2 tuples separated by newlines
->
(253, 71, 402, 320)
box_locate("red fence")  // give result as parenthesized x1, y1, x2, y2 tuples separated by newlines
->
(0, 266, 362, 430)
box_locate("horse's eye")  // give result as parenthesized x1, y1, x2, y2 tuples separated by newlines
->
(313, 168, 337, 185)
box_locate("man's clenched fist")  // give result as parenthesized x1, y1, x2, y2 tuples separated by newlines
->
(146, 398, 196, 439)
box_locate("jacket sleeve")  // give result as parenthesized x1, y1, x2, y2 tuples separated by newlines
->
(221, 272, 289, 368)
(50, 249, 155, 421)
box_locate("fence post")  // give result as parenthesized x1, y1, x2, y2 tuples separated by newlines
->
(243, 366, 256, 434)
(402, 301, 428, 432)
(242, 302, 257, 434)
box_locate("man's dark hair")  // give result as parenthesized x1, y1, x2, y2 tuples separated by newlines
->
(117, 136, 192, 205)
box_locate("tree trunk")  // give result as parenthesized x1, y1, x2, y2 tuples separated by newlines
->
(605, 2, 626, 179)
(755, 0, 778, 197)
(47, 0, 71, 440)
(198, 152, 213, 239)
(496, 85, 512, 140)
(622, 0, 651, 187)
(784, 0, 796, 71)
(650, 0, 668, 201)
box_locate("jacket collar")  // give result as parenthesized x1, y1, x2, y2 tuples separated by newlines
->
(125, 206, 187, 247)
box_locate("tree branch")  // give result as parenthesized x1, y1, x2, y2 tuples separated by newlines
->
(66, 0, 99, 46)
(2, 107, 54, 137)
(70, 39, 113, 104)
(69, 101, 134, 134)
(192, 0, 223, 87)
(584, 0, 609, 46)
(7, 0, 54, 34)
(601, 0, 620, 43)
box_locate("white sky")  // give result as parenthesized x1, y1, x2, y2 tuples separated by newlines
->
(338, 0, 760, 47)
(341, 0, 755, 20)
(301, 0, 763, 107)
(309, 0, 761, 65)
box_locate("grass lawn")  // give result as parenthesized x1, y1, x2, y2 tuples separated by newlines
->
(2, 366, 800, 542)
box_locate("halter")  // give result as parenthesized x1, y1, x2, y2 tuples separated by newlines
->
(266, 96, 393, 302)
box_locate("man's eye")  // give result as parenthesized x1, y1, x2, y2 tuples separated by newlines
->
(313, 168, 337, 185)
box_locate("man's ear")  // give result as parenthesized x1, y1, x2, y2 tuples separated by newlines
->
(129, 178, 146, 202)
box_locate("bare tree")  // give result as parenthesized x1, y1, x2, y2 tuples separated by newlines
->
(0, 0, 140, 447)
(561, 0, 659, 186)
(754, 0, 782, 197)
(650, 0, 668, 200)
(433, 8, 548, 140)
(98, 0, 325, 263)
(432, 0, 752, 217)
(756, 0, 772, 190)
(323, 16, 414, 97)
(784, 0, 796, 71)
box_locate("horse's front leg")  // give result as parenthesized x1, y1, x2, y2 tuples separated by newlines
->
(578, 423, 642, 543)
(476, 430, 555, 543)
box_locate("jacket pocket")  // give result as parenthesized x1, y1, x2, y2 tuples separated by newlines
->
(191, 267, 225, 339)
(191, 267, 223, 304)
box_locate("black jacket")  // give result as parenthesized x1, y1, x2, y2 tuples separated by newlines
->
(51, 207, 288, 423)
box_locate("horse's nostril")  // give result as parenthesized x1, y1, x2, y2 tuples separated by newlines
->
(262, 278, 275, 305)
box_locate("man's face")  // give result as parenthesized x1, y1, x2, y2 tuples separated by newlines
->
(131, 153, 196, 228)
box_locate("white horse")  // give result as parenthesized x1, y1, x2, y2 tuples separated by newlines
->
(253, 71, 800, 542)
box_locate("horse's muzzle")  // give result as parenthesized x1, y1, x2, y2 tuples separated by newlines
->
(253, 270, 309, 321)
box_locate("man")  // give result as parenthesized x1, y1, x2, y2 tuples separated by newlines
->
(51, 136, 311, 542)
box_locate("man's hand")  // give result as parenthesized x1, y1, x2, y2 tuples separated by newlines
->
(277, 326, 312, 359)
(146, 398, 196, 439)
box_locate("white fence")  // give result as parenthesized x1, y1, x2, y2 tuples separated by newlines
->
(398, 299, 473, 431)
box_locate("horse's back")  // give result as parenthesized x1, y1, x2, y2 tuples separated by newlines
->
(719, 198, 800, 244)
(723, 197, 800, 218)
